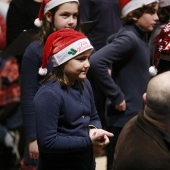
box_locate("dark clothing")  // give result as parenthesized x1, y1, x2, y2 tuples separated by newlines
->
(106, 127, 122, 170)
(6, 0, 41, 73)
(34, 80, 102, 170)
(6, 0, 40, 46)
(113, 111, 170, 170)
(79, 0, 121, 51)
(89, 24, 151, 128)
(21, 41, 53, 140)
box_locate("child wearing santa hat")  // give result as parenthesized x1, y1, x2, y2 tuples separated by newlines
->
(87, 0, 159, 169)
(34, 28, 113, 170)
(150, 22, 170, 75)
(20, 0, 80, 169)
(149, 0, 170, 75)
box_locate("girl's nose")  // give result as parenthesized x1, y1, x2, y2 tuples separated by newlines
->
(154, 13, 159, 21)
(84, 59, 90, 68)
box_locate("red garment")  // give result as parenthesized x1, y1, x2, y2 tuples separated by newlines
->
(0, 57, 20, 106)
(0, 13, 6, 50)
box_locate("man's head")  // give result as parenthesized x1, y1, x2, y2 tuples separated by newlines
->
(144, 71, 170, 125)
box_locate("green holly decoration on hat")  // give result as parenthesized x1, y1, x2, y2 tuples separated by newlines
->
(68, 48, 77, 55)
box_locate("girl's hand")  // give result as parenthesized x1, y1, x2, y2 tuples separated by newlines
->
(29, 140, 39, 159)
(89, 129, 113, 148)
(115, 100, 126, 111)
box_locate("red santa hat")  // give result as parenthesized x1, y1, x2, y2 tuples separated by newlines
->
(34, 0, 79, 27)
(119, 0, 159, 16)
(39, 29, 93, 75)
(149, 22, 170, 76)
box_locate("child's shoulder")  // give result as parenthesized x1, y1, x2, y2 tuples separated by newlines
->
(107, 25, 140, 45)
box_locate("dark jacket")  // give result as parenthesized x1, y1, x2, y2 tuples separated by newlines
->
(6, 0, 40, 46)
(79, 0, 121, 51)
(21, 41, 53, 140)
(34, 79, 102, 170)
(89, 24, 151, 127)
(113, 111, 170, 170)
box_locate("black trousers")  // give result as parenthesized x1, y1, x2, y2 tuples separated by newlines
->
(106, 126, 122, 170)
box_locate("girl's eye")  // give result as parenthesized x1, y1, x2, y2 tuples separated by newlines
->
(62, 13, 69, 17)
(73, 14, 78, 18)
(77, 58, 85, 61)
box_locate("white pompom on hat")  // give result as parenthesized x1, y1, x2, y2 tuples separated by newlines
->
(39, 29, 93, 75)
(34, 0, 79, 27)
(118, 0, 159, 16)
(149, 22, 170, 76)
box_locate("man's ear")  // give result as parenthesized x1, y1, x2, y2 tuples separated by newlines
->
(45, 11, 52, 23)
(143, 93, 147, 104)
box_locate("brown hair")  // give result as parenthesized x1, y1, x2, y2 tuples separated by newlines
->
(42, 65, 84, 86)
(121, 2, 158, 24)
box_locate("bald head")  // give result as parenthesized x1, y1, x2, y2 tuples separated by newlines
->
(145, 71, 170, 121)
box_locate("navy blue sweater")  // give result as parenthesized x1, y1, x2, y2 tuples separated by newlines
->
(89, 24, 151, 127)
(34, 79, 101, 169)
(21, 41, 53, 140)
(79, 0, 121, 51)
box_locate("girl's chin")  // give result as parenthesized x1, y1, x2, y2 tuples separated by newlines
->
(78, 76, 86, 80)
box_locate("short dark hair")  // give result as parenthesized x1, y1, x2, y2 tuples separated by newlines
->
(121, 2, 158, 24)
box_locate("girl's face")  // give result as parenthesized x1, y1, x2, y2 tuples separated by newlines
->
(63, 49, 92, 84)
(135, 3, 159, 32)
(53, 2, 78, 30)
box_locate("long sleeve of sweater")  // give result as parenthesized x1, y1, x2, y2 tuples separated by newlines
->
(89, 27, 138, 105)
(20, 41, 43, 140)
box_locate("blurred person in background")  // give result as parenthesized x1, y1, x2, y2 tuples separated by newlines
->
(0, 0, 11, 51)
(149, 0, 170, 63)
(88, 0, 159, 169)
(149, 22, 170, 76)
(6, 0, 41, 169)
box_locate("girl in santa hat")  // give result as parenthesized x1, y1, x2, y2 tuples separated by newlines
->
(34, 28, 113, 170)
(150, 22, 170, 75)
(20, 0, 80, 169)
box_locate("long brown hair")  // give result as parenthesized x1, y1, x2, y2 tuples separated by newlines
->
(42, 65, 84, 87)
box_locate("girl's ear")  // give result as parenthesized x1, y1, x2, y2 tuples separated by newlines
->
(132, 17, 137, 21)
(45, 11, 52, 23)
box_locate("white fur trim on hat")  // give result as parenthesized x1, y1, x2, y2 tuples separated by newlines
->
(149, 66, 158, 76)
(34, 18, 43, 27)
(38, 67, 47, 76)
(122, 0, 159, 16)
(52, 38, 93, 67)
(34, 0, 79, 27)
(44, 0, 79, 13)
